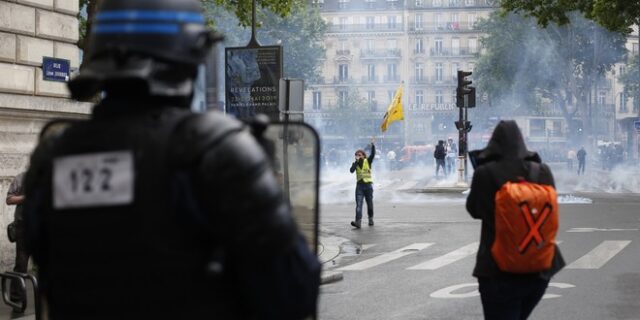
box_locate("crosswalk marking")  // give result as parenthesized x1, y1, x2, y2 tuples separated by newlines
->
(338, 243, 433, 271)
(407, 242, 479, 270)
(566, 240, 631, 269)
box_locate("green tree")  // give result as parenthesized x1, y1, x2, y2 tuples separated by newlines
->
(204, 0, 327, 82)
(620, 55, 640, 113)
(79, 0, 297, 50)
(475, 12, 626, 135)
(499, 0, 639, 34)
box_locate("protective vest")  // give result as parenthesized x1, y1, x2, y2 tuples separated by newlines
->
(356, 159, 373, 183)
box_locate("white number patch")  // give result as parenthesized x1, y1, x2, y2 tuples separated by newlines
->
(53, 151, 135, 209)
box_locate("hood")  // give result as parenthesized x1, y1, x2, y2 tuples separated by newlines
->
(469, 120, 540, 168)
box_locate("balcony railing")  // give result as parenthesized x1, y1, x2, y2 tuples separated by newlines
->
(408, 0, 495, 9)
(384, 75, 401, 83)
(409, 76, 455, 85)
(409, 22, 477, 32)
(333, 76, 356, 84)
(336, 49, 351, 56)
(430, 47, 478, 57)
(327, 23, 405, 33)
(361, 76, 380, 83)
(360, 48, 402, 59)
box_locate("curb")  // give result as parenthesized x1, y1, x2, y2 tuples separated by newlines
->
(402, 187, 469, 194)
(321, 270, 344, 285)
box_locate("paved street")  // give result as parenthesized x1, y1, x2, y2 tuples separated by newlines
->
(318, 167, 640, 320)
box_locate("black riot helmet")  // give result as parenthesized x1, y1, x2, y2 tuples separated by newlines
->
(69, 0, 222, 101)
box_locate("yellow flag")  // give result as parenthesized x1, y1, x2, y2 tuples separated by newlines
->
(380, 84, 404, 132)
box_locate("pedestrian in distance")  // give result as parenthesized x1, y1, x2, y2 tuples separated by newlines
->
(5, 171, 29, 313)
(577, 146, 587, 175)
(467, 120, 565, 320)
(21, 0, 320, 319)
(434, 140, 447, 178)
(350, 138, 376, 228)
(446, 137, 458, 176)
(567, 149, 576, 171)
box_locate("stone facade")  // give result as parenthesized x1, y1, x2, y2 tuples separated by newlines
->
(0, 0, 90, 269)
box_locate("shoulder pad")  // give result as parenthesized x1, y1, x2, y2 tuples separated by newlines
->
(169, 111, 246, 166)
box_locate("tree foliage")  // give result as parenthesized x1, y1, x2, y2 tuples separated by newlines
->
(498, 0, 639, 34)
(620, 55, 640, 113)
(204, 0, 327, 82)
(79, 0, 296, 49)
(475, 12, 627, 134)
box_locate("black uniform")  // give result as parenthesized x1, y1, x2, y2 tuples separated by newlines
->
(22, 0, 319, 319)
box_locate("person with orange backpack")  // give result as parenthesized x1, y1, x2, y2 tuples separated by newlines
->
(466, 120, 565, 320)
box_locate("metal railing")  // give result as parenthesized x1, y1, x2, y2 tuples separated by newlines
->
(327, 23, 405, 33)
(1, 271, 40, 319)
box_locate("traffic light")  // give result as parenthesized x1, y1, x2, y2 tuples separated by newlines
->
(457, 70, 475, 108)
(455, 120, 472, 132)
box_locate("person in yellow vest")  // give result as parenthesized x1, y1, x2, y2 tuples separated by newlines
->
(349, 139, 376, 228)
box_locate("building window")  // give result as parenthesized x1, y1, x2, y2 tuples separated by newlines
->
(620, 92, 627, 112)
(633, 43, 639, 54)
(468, 13, 477, 29)
(415, 38, 424, 53)
(313, 91, 322, 110)
(449, 0, 459, 6)
(435, 90, 444, 103)
(434, 38, 443, 54)
(467, 62, 475, 72)
(465, 0, 475, 5)
(451, 62, 459, 80)
(415, 63, 424, 81)
(339, 0, 349, 9)
(368, 91, 377, 110)
(366, 39, 375, 51)
(435, 13, 443, 29)
(387, 63, 398, 81)
(387, 16, 397, 29)
(338, 90, 348, 107)
(469, 38, 478, 53)
(598, 91, 606, 105)
(338, 64, 349, 81)
(550, 120, 562, 137)
(339, 17, 348, 30)
(435, 63, 443, 81)
(416, 0, 423, 6)
(366, 16, 375, 29)
(530, 119, 545, 137)
(452, 38, 460, 55)
(433, 0, 442, 6)
(387, 39, 397, 49)
(367, 64, 376, 81)
(388, 90, 395, 102)
(416, 90, 424, 107)
(415, 14, 423, 30)
(619, 65, 626, 75)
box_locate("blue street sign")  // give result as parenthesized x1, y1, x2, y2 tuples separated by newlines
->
(635, 120, 640, 132)
(42, 57, 70, 82)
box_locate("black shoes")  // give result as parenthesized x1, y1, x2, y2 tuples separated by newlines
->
(368, 219, 374, 226)
(350, 220, 361, 228)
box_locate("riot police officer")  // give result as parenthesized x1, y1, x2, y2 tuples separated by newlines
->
(22, 0, 320, 319)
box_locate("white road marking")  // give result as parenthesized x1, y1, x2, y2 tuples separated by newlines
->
(567, 228, 638, 233)
(430, 282, 575, 300)
(407, 242, 479, 270)
(338, 243, 433, 271)
(566, 240, 631, 269)
(361, 244, 377, 251)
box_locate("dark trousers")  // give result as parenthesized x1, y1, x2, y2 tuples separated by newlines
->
(478, 277, 549, 320)
(435, 159, 446, 177)
(355, 183, 373, 221)
(10, 236, 29, 301)
(577, 160, 585, 175)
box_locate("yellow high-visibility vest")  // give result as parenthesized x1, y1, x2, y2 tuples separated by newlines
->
(356, 159, 373, 183)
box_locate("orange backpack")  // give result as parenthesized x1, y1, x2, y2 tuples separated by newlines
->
(492, 163, 558, 273)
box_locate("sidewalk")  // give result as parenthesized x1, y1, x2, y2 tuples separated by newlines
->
(318, 234, 345, 285)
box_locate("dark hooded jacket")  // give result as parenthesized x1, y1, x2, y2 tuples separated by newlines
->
(466, 120, 565, 280)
